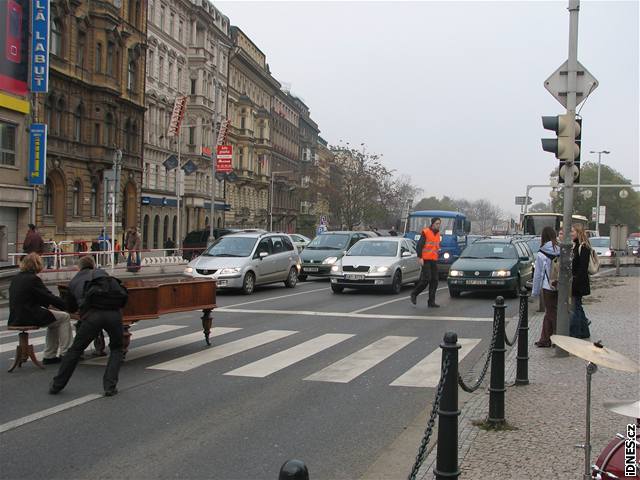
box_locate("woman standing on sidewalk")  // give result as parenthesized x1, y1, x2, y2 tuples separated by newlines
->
(532, 226, 560, 347)
(570, 224, 591, 339)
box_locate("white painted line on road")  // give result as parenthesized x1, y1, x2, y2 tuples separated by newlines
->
(215, 308, 494, 323)
(350, 287, 448, 314)
(0, 394, 103, 434)
(224, 333, 354, 378)
(305, 335, 417, 383)
(390, 338, 481, 388)
(84, 327, 241, 365)
(0, 324, 187, 354)
(147, 329, 297, 372)
(218, 287, 328, 310)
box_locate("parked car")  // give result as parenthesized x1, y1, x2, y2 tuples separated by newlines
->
(182, 228, 239, 260)
(447, 237, 535, 298)
(299, 231, 371, 280)
(590, 236, 613, 257)
(626, 238, 639, 257)
(289, 233, 311, 252)
(183, 231, 300, 295)
(330, 237, 421, 294)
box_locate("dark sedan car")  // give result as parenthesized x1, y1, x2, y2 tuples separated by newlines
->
(298, 231, 371, 280)
(447, 238, 535, 298)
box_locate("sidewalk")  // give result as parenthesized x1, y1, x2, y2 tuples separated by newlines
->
(421, 271, 639, 479)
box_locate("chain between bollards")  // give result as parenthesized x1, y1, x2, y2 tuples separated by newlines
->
(434, 332, 461, 480)
(515, 288, 530, 386)
(487, 296, 506, 426)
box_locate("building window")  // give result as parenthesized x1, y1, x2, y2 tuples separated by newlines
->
(158, 56, 164, 83)
(107, 42, 114, 75)
(153, 215, 160, 248)
(0, 122, 16, 166)
(190, 78, 196, 94)
(128, 59, 136, 91)
(147, 50, 154, 77)
(72, 180, 81, 216)
(178, 20, 183, 42)
(160, 5, 165, 31)
(169, 13, 174, 36)
(105, 113, 114, 146)
(77, 30, 86, 66)
(94, 123, 101, 145)
(188, 127, 195, 145)
(44, 179, 53, 215)
(240, 116, 245, 130)
(73, 105, 82, 142)
(149, 0, 155, 25)
(168, 61, 173, 88)
(90, 182, 98, 217)
(55, 98, 64, 136)
(51, 19, 63, 56)
(176, 67, 182, 91)
(95, 43, 102, 72)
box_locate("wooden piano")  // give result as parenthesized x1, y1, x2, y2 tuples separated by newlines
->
(59, 277, 216, 355)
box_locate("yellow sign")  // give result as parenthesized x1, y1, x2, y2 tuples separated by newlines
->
(0, 92, 30, 114)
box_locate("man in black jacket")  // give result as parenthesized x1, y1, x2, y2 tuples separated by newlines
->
(9, 253, 72, 364)
(50, 255, 124, 396)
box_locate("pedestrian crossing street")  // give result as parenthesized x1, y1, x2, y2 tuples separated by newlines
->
(1, 323, 483, 388)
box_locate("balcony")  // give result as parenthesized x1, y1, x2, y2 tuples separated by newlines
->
(229, 125, 254, 140)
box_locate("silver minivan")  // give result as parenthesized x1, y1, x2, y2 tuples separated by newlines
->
(183, 232, 301, 294)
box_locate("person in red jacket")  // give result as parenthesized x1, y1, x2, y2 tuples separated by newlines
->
(411, 217, 442, 308)
(22, 224, 44, 255)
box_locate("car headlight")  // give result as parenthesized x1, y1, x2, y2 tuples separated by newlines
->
(331, 264, 341, 273)
(323, 257, 338, 265)
(184, 267, 194, 274)
(219, 267, 241, 275)
(449, 270, 463, 277)
(491, 270, 510, 277)
(375, 266, 390, 273)
(443, 252, 450, 260)
(604, 250, 612, 257)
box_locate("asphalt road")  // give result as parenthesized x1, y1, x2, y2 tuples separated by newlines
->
(0, 277, 521, 480)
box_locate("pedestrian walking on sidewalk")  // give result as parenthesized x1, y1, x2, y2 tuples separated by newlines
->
(50, 255, 126, 397)
(126, 227, 142, 272)
(570, 224, 591, 339)
(532, 226, 560, 347)
(22, 224, 44, 255)
(8, 253, 73, 364)
(410, 217, 442, 308)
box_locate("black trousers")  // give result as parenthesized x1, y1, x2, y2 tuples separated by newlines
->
(52, 310, 123, 392)
(412, 260, 439, 304)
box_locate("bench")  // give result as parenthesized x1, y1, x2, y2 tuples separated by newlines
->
(7, 326, 44, 372)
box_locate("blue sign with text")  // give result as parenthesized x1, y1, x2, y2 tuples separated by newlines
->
(30, 0, 50, 93)
(29, 123, 47, 185)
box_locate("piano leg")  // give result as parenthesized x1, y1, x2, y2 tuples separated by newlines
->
(201, 309, 213, 346)
(93, 332, 106, 356)
(122, 326, 132, 358)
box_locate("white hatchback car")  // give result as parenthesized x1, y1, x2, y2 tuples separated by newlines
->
(184, 232, 301, 295)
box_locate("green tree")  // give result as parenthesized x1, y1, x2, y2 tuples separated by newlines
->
(550, 162, 640, 235)
(529, 201, 551, 213)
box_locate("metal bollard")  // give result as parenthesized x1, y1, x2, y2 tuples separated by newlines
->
(488, 296, 506, 426)
(434, 332, 461, 480)
(279, 459, 309, 480)
(515, 288, 530, 386)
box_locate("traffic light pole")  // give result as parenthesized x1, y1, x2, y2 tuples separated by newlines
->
(556, 0, 581, 350)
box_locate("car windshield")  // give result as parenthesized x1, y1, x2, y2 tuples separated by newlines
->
(347, 241, 398, 257)
(306, 234, 350, 250)
(408, 216, 456, 234)
(591, 238, 610, 248)
(628, 239, 640, 246)
(203, 236, 257, 257)
(461, 242, 517, 259)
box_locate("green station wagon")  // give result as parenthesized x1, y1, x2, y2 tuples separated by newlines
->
(447, 238, 535, 298)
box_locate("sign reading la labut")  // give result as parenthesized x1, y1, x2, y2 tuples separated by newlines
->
(31, 0, 50, 93)
(29, 124, 47, 185)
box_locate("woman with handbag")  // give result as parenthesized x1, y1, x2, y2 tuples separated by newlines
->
(532, 226, 560, 348)
(570, 223, 592, 339)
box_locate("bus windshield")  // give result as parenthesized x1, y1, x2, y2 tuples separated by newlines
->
(409, 216, 455, 234)
(523, 215, 559, 236)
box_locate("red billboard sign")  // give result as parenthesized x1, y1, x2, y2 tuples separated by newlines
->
(216, 145, 233, 173)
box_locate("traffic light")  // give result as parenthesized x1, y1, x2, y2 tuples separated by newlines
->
(541, 114, 582, 183)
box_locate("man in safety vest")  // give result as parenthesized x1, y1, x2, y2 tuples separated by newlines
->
(410, 217, 442, 307)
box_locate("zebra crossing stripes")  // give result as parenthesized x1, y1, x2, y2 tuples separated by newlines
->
(0, 324, 187, 354)
(224, 333, 354, 378)
(147, 330, 298, 372)
(389, 338, 482, 388)
(305, 336, 417, 383)
(84, 327, 241, 365)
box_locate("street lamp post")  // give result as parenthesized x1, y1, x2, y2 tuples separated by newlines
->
(269, 170, 293, 232)
(589, 150, 610, 236)
(110, 149, 122, 270)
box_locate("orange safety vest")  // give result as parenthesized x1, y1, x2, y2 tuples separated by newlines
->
(421, 228, 441, 261)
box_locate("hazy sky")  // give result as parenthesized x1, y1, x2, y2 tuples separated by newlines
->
(218, 1, 639, 216)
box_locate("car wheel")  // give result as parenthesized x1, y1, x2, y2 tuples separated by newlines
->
(284, 267, 298, 288)
(449, 287, 461, 298)
(331, 285, 344, 294)
(298, 274, 308, 282)
(389, 271, 402, 294)
(241, 272, 255, 295)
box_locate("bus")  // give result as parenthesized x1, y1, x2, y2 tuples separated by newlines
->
(522, 213, 589, 236)
(404, 210, 471, 275)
